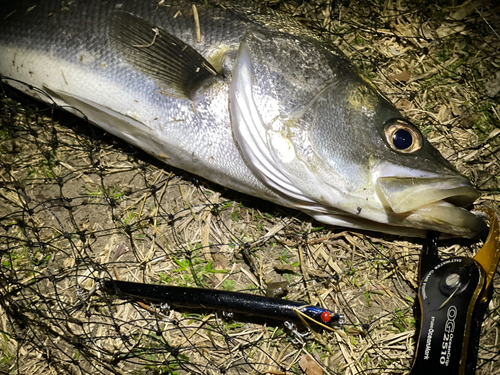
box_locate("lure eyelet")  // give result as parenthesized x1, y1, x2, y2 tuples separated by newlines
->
(384, 119, 423, 153)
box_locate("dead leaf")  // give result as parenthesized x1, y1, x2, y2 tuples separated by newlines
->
(274, 263, 296, 273)
(212, 252, 227, 272)
(485, 71, 500, 98)
(265, 281, 289, 298)
(307, 268, 330, 278)
(299, 355, 323, 375)
(389, 70, 411, 83)
(396, 98, 411, 111)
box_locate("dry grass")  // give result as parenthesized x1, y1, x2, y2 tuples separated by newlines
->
(0, 0, 499, 374)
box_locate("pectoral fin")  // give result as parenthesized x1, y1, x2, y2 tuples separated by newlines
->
(109, 12, 219, 99)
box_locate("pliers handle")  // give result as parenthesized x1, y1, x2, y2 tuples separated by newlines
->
(410, 209, 499, 375)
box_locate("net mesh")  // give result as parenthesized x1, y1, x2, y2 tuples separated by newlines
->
(0, 0, 499, 374)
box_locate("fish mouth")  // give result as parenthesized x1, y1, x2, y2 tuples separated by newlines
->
(377, 176, 486, 237)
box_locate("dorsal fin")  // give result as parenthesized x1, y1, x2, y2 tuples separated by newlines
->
(109, 12, 219, 99)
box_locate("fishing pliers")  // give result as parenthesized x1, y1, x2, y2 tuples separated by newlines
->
(410, 209, 500, 375)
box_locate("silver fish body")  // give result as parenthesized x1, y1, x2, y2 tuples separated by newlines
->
(0, 0, 486, 237)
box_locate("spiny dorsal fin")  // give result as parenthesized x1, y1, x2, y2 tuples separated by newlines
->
(109, 12, 218, 99)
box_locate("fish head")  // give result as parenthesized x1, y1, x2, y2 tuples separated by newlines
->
(230, 30, 486, 238)
(306, 80, 485, 238)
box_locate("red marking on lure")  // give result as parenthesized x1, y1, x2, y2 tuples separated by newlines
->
(321, 311, 331, 323)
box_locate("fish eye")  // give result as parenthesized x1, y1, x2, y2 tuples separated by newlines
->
(384, 119, 423, 153)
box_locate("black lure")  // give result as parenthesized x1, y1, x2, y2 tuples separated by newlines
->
(103, 279, 340, 327)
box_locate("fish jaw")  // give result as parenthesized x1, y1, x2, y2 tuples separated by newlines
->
(304, 203, 486, 238)
(301, 179, 486, 238)
(299, 169, 486, 239)
(374, 175, 485, 238)
(364, 158, 487, 237)
(393, 201, 486, 238)
(376, 176, 480, 214)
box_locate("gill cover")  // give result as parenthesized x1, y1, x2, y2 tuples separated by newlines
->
(230, 30, 351, 210)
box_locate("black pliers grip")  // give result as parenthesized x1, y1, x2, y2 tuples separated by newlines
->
(410, 209, 499, 375)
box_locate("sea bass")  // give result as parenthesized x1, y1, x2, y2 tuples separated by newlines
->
(0, 0, 486, 237)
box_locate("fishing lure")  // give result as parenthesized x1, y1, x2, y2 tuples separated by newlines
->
(102, 279, 341, 328)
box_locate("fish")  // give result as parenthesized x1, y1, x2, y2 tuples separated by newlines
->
(0, 0, 486, 238)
